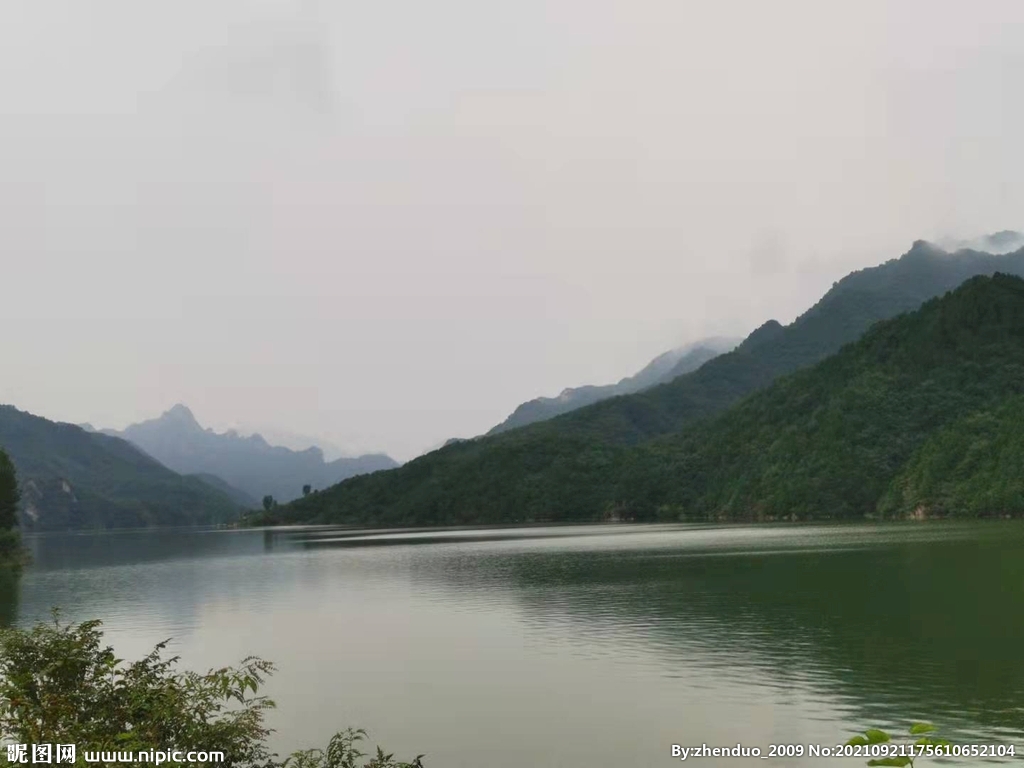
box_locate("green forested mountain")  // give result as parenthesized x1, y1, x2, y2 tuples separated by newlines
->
(617, 273, 1024, 520)
(257, 241, 1024, 527)
(486, 337, 737, 435)
(260, 273, 1024, 525)
(0, 406, 242, 530)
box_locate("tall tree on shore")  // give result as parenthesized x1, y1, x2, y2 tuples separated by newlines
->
(0, 449, 18, 531)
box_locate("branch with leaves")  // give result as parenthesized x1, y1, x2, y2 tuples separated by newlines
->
(846, 722, 950, 767)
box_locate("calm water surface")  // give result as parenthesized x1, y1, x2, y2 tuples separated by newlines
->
(5, 522, 1024, 767)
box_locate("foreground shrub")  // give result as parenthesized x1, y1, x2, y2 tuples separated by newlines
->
(0, 612, 423, 768)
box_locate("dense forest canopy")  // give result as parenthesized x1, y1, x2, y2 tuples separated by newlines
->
(626, 273, 1024, 520)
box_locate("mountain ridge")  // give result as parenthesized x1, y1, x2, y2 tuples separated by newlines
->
(487, 337, 739, 435)
(103, 405, 399, 504)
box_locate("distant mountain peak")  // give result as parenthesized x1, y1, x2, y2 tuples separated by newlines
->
(738, 319, 784, 352)
(906, 240, 948, 258)
(108, 406, 398, 503)
(161, 403, 200, 426)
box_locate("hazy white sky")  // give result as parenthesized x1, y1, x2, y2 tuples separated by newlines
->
(0, 0, 1021, 461)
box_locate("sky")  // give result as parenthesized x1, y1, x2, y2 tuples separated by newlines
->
(0, 0, 1022, 462)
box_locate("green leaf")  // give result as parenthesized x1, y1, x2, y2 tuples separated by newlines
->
(868, 758, 911, 767)
(846, 735, 869, 746)
(865, 729, 892, 744)
(909, 722, 936, 735)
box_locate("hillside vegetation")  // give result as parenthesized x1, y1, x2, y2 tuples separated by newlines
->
(0, 407, 241, 530)
(622, 273, 1024, 520)
(878, 394, 1024, 518)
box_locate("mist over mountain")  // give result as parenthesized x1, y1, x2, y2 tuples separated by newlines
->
(487, 337, 739, 434)
(0, 405, 240, 530)
(939, 230, 1024, 256)
(103, 405, 398, 504)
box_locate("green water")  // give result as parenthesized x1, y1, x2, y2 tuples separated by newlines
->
(6, 522, 1024, 766)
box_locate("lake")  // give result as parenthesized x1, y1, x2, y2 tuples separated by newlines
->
(5, 522, 1024, 766)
